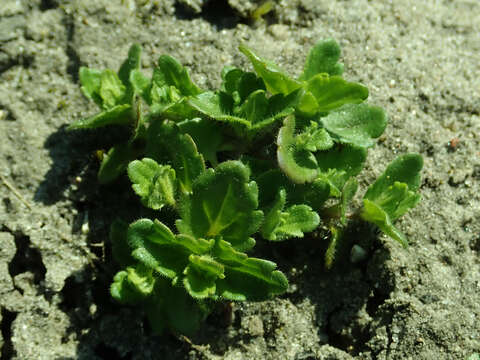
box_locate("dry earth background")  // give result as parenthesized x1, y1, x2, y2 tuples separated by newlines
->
(0, 0, 479, 359)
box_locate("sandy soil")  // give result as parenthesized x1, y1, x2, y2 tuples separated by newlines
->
(0, 0, 479, 359)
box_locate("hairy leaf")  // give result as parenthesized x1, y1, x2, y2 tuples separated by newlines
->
(300, 39, 344, 80)
(315, 145, 367, 196)
(98, 141, 144, 184)
(146, 121, 205, 194)
(177, 117, 223, 166)
(295, 121, 334, 152)
(111, 264, 155, 304)
(154, 55, 202, 96)
(177, 161, 263, 251)
(188, 89, 296, 133)
(183, 255, 225, 298)
(302, 74, 368, 114)
(67, 104, 133, 130)
(277, 115, 319, 184)
(321, 104, 387, 148)
(128, 158, 177, 210)
(118, 43, 142, 103)
(79, 67, 103, 108)
(213, 238, 288, 300)
(361, 154, 423, 247)
(261, 189, 320, 241)
(127, 219, 213, 281)
(239, 45, 302, 95)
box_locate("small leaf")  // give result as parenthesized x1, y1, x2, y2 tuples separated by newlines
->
(130, 69, 152, 104)
(127, 219, 213, 280)
(111, 271, 143, 304)
(361, 199, 409, 247)
(188, 90, 296, 133)
(188, 91, 250, 128)
(300, 39, 344, 80)
(364, 153, 423, 203)
(261, 189, 320, 241)
(183, 255, 225, 299)
(315, 144, 367, 196)
(321, 104, 387, 148)
(118, 43, 142, 103)
(154, 55, 202, 96)
(340, 177, 358, 225)
(302, 74, 369, 115)
(79, 67, 103, 107)
(325, 226, 342, 269)
(100, 69, 126, 109)
(361, 154, 423, 247)
(295, 121, 334, 152)
(177, 117, 223, 166)
(128, 158, 177, 210)
(67, 104, 132, 130)
(221, 67, 265, 103)
(146, 121, 205, 194)
(98, 141, 144, 184)
(213, 239, 289, 301)
(177, 161, 263, 251)
(110, 264, 155, 303)
(239, 45, 302, 95)
(277, 115, 319, 184)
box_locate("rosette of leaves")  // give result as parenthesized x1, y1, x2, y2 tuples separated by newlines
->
(69, 39, 424, 334)
(111, 159, 288, 334)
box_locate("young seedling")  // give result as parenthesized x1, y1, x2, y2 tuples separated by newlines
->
(70, 39, 423, 334)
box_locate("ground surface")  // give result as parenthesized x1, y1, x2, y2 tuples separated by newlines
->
(0, 0, 479, 359)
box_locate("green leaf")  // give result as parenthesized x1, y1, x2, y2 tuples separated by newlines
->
(130, 69, 152, 104)
(127, 158, 177, 210)
(118, 44, 142, 103)
(127, 219, 213, 281)
(110, 264, 155, 303)
(146, 121, 205, 194)
(177, 161, 263, 251)
(340, 177, 358, 225)
(261, 189, 320, 241)
(361, 154, 423, 247)
(315, 145, 367, 196)
(177, 117, 223, 166)
(361, 198, 409, 247)
(321, 104, 387, 148)
(188, 91, 250, 127)
(221, 67, 265, 103)
(325, 226, 342, 269)
(154, 55, 202, 96)
(99, 69, 127, 109)
(239, 45, 302, 95)
(79, 67, 103, 107)
(364, 153, 423, 202)
(67, 104, 133, 130)
(295, 121, 334, 152)
(300, 39, 344, 80)
(98, 141, 144, 184)
(277, 115, 319, 184)
(298, 74, 368, 116)
(213, 238, 288, 301)
(183, 254, 225, 299)
(188, 90, 296, 133)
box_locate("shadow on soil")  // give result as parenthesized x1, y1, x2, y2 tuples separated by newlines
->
(36, 125, 392, 359)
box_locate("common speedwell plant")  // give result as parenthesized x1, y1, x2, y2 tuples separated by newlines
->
(69, 40, 423, 334)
